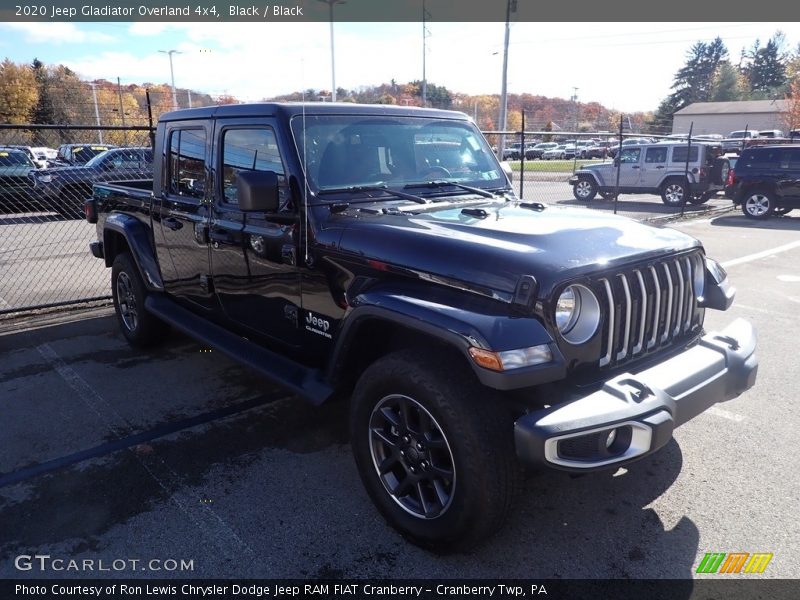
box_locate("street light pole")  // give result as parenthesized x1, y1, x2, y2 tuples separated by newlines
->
(318, 0, 345, 102)
(159, 49, 181, 110)
(88, 82, 103, 143)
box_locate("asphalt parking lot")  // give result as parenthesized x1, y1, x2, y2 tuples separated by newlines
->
(1, 211, 798, 581)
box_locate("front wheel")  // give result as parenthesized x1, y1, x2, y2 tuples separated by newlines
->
(774, 206, 792, 216)
(573, 178, 597, 201)
(741, 190, 774, 219)
(661, 179, 688, 206)
(350, 349, 518, 552)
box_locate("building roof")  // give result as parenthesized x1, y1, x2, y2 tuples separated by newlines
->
(675, 100, 788, 116)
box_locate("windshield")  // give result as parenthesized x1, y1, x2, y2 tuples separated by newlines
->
(290, 115, 505, 197)
(729, 131, 751, 139)
(0, 150, 32, 167)
(72, 145, 111, 163)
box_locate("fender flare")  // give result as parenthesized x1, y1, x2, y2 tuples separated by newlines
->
(103, 213, 164, 291)
(327, 289, 566, 391)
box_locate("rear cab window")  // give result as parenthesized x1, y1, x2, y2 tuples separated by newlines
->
(168, 129, 207, 199)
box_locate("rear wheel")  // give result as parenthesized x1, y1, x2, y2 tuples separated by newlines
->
(774, 206, 793, 216)
(573, 178, 597, 201)
(350, 349, 518, 552)
(111, 253, 168, 347)
(741, 190, 774, 219)
(687, 193, 710, 205)
(661, 178, 688, 206)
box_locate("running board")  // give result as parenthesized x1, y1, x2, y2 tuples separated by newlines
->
(144, 295, 333, 405)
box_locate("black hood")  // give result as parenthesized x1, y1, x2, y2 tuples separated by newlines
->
(332, 200, 701, 300)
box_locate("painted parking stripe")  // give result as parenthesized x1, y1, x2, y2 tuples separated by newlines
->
(705, 406, 746, 423)
(721, 240, 800, 268)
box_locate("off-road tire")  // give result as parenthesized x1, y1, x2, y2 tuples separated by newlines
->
(661, 178, 688, 206)
(573, 178, 598, 201)
(111, 253, 168, 347)
(350, 349, 519, 552)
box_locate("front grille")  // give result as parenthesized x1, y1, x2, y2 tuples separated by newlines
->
(597, 252, 704, 368)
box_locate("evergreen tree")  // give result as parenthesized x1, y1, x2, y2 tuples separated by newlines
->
(744, 34, 787, 95)
(709, 61, 744, 101)
(653, 37, 728, 129)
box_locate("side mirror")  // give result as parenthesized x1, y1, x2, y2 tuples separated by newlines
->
(236, 170, 280, 212)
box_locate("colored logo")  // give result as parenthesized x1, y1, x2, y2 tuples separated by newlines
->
(696, 552, 773, 574)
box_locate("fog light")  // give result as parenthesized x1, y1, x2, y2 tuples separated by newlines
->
(605, 429, 617, 448)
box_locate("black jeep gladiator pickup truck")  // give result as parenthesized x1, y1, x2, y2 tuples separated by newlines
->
(87, 103, 757, 551)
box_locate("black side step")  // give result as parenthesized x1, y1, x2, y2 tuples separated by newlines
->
(145, 295, 333, 405)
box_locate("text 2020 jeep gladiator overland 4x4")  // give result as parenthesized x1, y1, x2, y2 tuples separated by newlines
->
(87, 103, 757, 551)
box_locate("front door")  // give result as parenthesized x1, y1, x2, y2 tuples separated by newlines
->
(616, 146, 643, 188)
(209, 120, 302, 348)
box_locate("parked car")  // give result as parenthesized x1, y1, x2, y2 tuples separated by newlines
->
(4, 145, 49, 169)
(723, 155, 738, 199)
(525, 142, 558, 159)
(607, 137, 652, 158)
(0, 148, 38, 211)
(87, 102, 756, 552)
(569, 141, 729, 205)
(731, 144, 800, 219)
(502, 142, 525, 160)
(722, 130, 759, 154)
(54, 143, 116, 166)
(542, 144, 567, 160)
(583, 141, 612, 159)
(31, 147, 153, 218)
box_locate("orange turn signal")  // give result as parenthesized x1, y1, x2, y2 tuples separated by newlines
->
(468, 347, 504, 372)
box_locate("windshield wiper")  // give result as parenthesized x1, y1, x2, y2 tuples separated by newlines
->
(317, 184, 427, 204)
(403, 180, 497, 198)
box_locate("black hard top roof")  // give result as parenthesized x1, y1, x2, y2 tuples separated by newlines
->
(159, 102, 470, 123)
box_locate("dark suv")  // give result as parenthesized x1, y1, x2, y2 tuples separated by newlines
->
(731, 145, 800, 219)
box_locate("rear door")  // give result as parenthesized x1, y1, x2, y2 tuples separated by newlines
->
(208, 119, 302, 348)
(154, 122, 215, 309)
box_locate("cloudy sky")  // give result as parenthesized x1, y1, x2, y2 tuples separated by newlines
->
(0, 21, 798, 112)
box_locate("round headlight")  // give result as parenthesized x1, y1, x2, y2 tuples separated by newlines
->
(555, 284, 601, 345)
(555, 287, 578, 333)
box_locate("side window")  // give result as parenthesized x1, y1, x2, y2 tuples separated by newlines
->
(784, 149, 800, 170)
(221, 128, 287, 207)
(645, 147, 667, 163)
(619, 147, 641, 163)
(671, 146, 699, 163)
(168, 129, 207, 199)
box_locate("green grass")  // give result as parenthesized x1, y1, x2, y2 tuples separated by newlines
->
(507, 159, 610, 173)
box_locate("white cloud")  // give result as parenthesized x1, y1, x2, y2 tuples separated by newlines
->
(1, 22, 114, 45)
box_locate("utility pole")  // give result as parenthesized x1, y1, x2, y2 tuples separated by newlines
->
(422, 0, 430, 107)
(116, 77, 127, 145)
(318, 0, 345, 102)
(497, 0, 516, 160)
(88, 82, 103, 143)
(571, 86, 579, 133)
(158, 49, 180, 110)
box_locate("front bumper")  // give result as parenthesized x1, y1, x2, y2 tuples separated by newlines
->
(514, 318, 758, 472)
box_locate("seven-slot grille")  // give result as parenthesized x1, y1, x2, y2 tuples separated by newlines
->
(596, 252, 704, 368)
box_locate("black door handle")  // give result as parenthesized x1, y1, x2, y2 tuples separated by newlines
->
(656, 166, 665, 169)
(631, 165, 640, 169)
(163, 217, 182, 231)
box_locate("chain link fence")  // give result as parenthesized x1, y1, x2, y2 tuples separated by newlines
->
(0, 124, 153, 316)
(0, 118, 735, 318)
